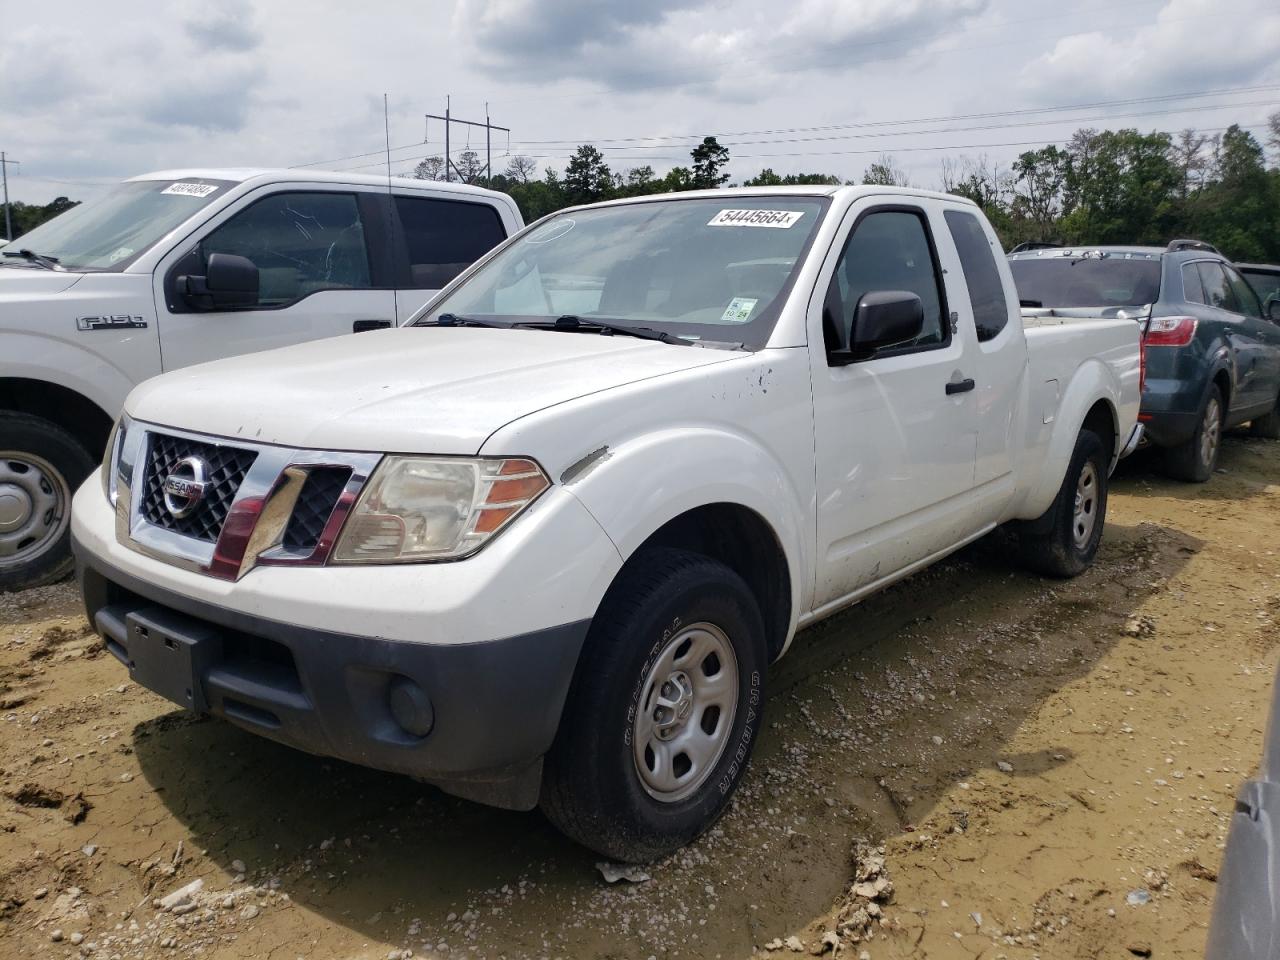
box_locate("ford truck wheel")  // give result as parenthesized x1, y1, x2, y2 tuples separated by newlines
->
(1017, 428, 1109, 578)
(540, 548, 767, 862)
(0, 413, 94, 592)
(1164, 384, 1223, 482)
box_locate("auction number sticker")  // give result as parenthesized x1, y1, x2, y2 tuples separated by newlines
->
(707, 209, 804, 228)
(162, 182, 219, 198)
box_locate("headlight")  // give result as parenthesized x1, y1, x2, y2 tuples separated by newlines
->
(100, 417, 127, 505)
(332, 456, 549, 563)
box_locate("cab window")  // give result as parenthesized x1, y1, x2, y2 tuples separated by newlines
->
(944, 209, 1008, 342)
(199, 192, 372, 308)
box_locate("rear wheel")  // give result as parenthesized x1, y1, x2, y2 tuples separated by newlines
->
(1164, 384, 1223, 482)
(0, 413, 94, 592)
(1018, 428, 1108, 578)
(540, 548, 767, 862)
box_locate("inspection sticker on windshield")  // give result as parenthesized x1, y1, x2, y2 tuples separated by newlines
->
(162, 182, 219, 198)
(721, 297, 758, 323)
(707, 209, 804, 229)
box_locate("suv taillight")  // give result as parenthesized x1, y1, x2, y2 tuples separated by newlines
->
(1143, 315, 1197, 347)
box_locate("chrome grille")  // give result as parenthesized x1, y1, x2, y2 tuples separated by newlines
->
(140, 434, 257, 542)
(282, 467, 351, 551)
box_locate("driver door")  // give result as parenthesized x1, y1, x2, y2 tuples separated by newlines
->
(807, 201, 981, 610)
(153, 188, 396, 370)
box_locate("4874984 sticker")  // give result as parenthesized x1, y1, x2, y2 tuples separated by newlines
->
(707, 209, 805, 229)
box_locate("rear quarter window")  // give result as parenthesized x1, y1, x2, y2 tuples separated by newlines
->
(943, 209, 1008, 342)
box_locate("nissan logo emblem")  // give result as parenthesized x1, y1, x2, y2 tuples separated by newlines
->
(162, 455, 210, 519)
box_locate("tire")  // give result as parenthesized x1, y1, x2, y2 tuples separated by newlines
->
(1163, 384, 1223, 482)
(540, 548, 767, 862)
(0, 412, 96, 592)
(1018, 428, 1109, 578)
(1249, 394, 1280, 439)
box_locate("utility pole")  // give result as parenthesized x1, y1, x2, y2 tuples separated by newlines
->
(1, 152, 18, 242)
(424, 99, 509, 185)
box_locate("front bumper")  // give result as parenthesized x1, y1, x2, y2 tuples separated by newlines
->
(70, 468, 624, 810)
(76, 545, 589, 809)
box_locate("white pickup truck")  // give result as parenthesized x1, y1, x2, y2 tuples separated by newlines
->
(0, 169, 521, 589)
(72, 186, 1140, 861)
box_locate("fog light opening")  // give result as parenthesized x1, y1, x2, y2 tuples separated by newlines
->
(388, 675, 434, 738)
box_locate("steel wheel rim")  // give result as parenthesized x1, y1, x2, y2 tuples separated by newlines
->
(1201, 397, 1221, 468)
(0, 452, 71, 569)
(1072, 460, 1099, 549)
(632, 621, 739, 803)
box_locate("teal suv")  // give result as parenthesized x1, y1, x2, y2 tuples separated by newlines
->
(1010, 240, 1280, 482)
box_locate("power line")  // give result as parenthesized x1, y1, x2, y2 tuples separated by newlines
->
(507, 85, 1280, 148)
(293, 82, 1280, 172)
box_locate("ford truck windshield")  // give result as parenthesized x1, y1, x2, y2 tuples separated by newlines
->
(3, 178, 235, 273)
(416, 195, 830, 349)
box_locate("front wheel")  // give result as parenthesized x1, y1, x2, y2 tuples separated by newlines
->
(540, 548, 767, 862)
(1164, 384, 1223, 482)
(0, 412, 95, 592)
(1018, 428, 1109, 578)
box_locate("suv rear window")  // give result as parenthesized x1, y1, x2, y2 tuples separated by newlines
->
(1008, 255, 1161, 308)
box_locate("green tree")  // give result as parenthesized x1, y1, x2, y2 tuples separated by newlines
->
(862, 154, 910, 186)
(562, 145, 614, 205)
(690, 136, 730, 189)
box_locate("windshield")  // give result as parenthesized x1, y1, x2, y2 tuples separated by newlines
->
(1009, 254, 1162, 308)
(3, 178, 235, 272)
(415, 196, 830, 348)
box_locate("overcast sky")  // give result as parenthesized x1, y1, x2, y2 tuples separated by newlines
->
(3, 0, 1279, 205)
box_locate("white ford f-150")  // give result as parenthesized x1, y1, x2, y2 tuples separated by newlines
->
(72, 186, 1140, 860)
(0, 169, 521, 590)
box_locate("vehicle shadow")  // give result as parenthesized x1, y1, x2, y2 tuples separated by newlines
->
(131, 519, 1198, 959)
(1113, 433, 1280, 502)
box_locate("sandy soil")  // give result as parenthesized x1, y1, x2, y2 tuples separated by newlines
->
(2, 434, 1278, 960)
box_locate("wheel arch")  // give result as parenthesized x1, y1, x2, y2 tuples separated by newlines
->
(0, 378, 113, 459)
(628, 502, 793, 662)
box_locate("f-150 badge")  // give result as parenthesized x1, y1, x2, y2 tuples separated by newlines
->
(76, 315, 148, 331)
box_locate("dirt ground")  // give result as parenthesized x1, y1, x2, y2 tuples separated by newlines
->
(3, 434, 1279, 960)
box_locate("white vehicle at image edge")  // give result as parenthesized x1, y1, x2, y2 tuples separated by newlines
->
(0, 169, 521, 590)
(71, 186, 1140, 861)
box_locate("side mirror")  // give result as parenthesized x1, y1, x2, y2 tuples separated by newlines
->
(179, 253, 259, 310)
(1268, 298, 1280, 324)
(830, 291, 925, 364)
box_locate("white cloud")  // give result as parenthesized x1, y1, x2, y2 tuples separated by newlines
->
(1020, 0, 1280, 100)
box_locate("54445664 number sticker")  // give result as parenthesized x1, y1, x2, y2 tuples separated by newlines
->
(707, 209, 805, 228)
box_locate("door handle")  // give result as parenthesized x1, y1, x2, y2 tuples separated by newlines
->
(946, 378, 976, 395)
(353, 319, 393, 333)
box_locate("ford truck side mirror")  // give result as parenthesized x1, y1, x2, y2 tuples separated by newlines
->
(180, 253, 260, 310)
(829, 290, 925, 364)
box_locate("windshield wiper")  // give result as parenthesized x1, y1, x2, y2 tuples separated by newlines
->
(425, 313, 509, 329)
(2, 248, 61, 270)
(518, 315, 690, 346)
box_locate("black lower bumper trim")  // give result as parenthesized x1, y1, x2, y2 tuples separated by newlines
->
(74, 538, 590, 811)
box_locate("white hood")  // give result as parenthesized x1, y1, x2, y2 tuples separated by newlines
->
(0, 267, 84, 298)
(125, 327, 735, 453)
